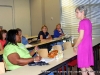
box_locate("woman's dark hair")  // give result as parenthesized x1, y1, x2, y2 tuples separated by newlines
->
(5, 29, 18, 46)
(16, 28, 22, 32)
(0, 29, 7, 40)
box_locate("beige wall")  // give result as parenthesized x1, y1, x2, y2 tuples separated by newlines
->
(14, 0, 31, 36)
(0, 0, 31, 35)
(30, 0, 61, 35)
(30, 0, 43, 35)
(44, 0, 61, 34)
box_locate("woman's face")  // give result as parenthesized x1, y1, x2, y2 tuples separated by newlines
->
(42, 27, 47, 33)
(57, 25, 61, 30)
(18, 31, 22, 37)
(16, 34, 21, 43)
(75, 9, 83, 19)
(2, 33, 7, 39)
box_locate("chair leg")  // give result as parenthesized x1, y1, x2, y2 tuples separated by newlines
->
(69, 66, 72, 75)
(77, 67, 80, 75)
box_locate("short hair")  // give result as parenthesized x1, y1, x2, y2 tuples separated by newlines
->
(0, 29, 7, 40)
(5, 29, 18, 46)
(41, 25, 48, 31)
(16, 28, 22, 32)
(75, 5, 87, 16)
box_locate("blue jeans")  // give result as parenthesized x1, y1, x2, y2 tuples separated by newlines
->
(56, 41, 64, 50)
(48, 72, 54, 75)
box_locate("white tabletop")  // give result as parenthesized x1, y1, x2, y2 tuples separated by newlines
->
(26, 36, 66, 48)
(1, 48, 75, 75)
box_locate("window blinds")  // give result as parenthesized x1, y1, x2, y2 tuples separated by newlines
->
(61, 0, 100, 38)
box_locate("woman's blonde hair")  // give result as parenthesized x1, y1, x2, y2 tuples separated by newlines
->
(55, 23, 61, 30)
(41, 25, 48, 31)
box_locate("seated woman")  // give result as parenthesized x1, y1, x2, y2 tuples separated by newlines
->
(3, 29, 41, 70)
(0, 29, 7, 62)
(0, 29, 7, 50)
(54, 23, 64, 38)
(38, 25, 52, 51)
(54, 24, 65, 50)
(38, 25, 52, 41)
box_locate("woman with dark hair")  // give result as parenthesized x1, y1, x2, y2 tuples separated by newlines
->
(0, 29, 7, 50)
(3, 29, 41, 70)
(0, 29, 7, 62)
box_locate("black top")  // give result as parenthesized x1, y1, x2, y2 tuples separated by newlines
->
(38, 31, 49, 39)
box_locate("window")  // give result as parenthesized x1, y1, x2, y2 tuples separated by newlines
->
(61, 0, 100, 38)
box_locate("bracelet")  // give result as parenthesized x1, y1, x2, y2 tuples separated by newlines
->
(34, 50, 37, 52)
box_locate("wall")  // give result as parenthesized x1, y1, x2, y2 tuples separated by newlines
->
(30, 0, 43, 35)
(0, 0, 31, 35)
(30, 0, 61, 35)
(44, 0, 61, 34)
(14, 0, 31, 35)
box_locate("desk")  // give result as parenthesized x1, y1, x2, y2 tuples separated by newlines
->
(1, 48, 75, 75)
(1, 37, 100, 75)
(25, 36, 38, 40)
(26, 36, 70, 49)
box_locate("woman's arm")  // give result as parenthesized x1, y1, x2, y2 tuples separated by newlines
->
(74, 30, 84, 47)
(40, 35, 52, 41)
(30, 46, 38, 56)
(0, 43, 3, 50)
(47, 34, 52, 40)
(7, 53, 41, 66)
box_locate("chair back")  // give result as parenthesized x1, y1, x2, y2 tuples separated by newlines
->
(52, 45, 62, 52)
(37, 49, 48, 58)
(63, 42, 72, 50)
(0, 62, 5, 74)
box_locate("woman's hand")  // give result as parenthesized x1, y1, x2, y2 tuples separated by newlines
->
(34, 56, 42, 62)
(73, 47, 77, 55)
(34, 46, 39, 52)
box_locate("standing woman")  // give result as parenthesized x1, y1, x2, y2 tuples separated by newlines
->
(74, 6, 95, 75)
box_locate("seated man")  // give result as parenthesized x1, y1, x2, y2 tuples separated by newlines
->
(16, 28, 28, 45)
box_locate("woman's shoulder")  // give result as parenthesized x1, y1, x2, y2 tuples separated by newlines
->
(54, 29, 58, 32)
(80, 18, 91, 23)
(4, 43, 16, 49)
(39, 31, 43, 33)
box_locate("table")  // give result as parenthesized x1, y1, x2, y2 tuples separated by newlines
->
(1, 48, 76, 75)
(25, 36, 38, 40)
(1, 37, 100, 75)
(26, 36, 70, 49)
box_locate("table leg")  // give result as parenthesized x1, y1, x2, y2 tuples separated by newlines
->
(93, 46, 98, 71)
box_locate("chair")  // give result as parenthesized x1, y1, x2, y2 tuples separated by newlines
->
(63, 42, 72, 50)
(59, 44, 79, 75)
(0, 62, 5, 74)
(72, 38, 77, 47)
(52, 45, 62, 52)
(37, 49, 48, 58)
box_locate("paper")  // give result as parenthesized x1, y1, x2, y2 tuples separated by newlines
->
(25, 44, 33, 48)
(41, 58, 55, 63)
